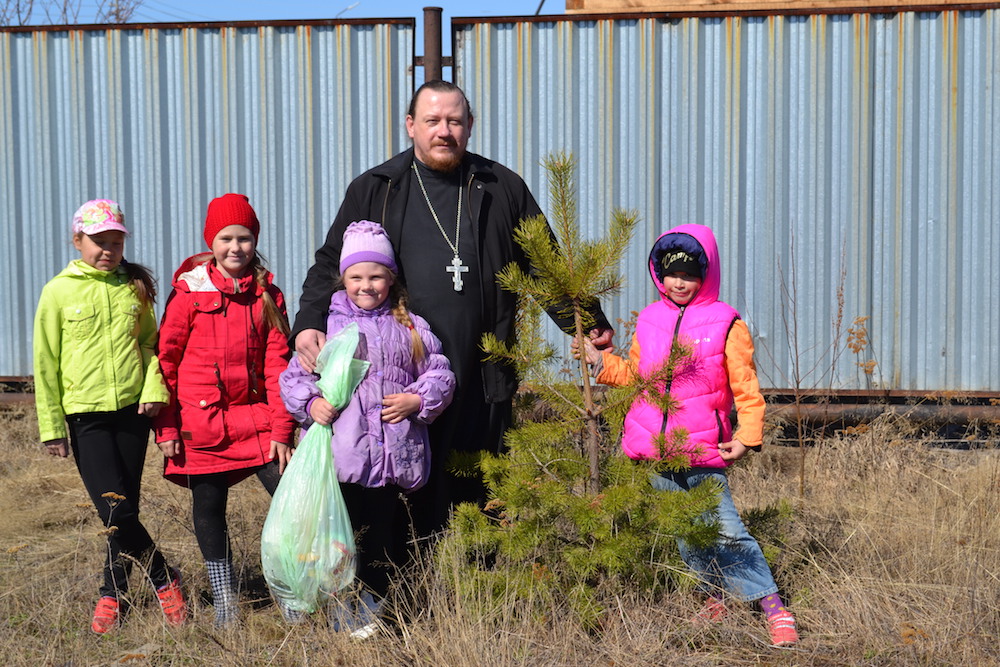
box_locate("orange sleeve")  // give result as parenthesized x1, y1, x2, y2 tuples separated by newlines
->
(725, 319, 765, 449)
(594, 335, 641, 387)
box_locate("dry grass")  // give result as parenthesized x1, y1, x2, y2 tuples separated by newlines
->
(2, 402, 999, 666)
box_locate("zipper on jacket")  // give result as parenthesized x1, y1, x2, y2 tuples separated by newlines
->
(464, 169, 476, 222)
(463, 167, 494, 401)
(381, 177, 392, 223)
(249, 363, 259, 396)
(659, 304, 687, 434)
(102, 275, 122, 408)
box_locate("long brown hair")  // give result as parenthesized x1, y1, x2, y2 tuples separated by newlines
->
(248, 252, 290, 336)
(120, 259, 157, 310)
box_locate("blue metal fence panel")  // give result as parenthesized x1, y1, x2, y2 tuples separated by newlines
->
(453, 10, 1000, 392)
(4, 12, 998, 393)
(0, 20, 413, 378)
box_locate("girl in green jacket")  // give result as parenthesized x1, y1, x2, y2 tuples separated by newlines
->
(33, 199, 188, 634)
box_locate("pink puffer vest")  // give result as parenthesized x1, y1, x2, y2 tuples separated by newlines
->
(622, 300, 738, 467)
(619, 223, 739, 469)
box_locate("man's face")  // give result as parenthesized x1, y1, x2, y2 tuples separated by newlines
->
(405, 89, 472, 172)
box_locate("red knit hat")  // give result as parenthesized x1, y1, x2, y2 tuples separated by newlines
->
(203, 193, 260, 247)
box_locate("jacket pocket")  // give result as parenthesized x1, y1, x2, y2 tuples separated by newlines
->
(118, 302, 141, 337)
(178, 385, 225, 449)
(226, 402, 273, 451)
(63, 304, 97, 340)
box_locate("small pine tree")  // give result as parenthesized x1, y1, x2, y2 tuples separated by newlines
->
(438, 153, 723, 627)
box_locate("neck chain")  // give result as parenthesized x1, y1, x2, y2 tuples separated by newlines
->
(411, 161, 469, 291)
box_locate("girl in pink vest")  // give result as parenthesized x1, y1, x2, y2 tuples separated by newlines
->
(577, 224, 798, 647)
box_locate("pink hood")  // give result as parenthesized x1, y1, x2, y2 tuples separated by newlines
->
(646, 223, 723, 307)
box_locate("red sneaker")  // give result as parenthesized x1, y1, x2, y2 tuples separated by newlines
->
(694, 597, 728, 623)
(155, 569, 188, 626)
(91, 596, 120, 634)
(767, 610, 799, 646)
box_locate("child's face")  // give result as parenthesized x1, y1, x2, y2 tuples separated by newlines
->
(343, 261, 394, 311)
(73, 230, 125, 272)
(661, 272, 702, 305)
(211, 224, 256, 278)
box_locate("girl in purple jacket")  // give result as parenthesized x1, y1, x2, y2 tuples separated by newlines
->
(280, 220, 455, 638)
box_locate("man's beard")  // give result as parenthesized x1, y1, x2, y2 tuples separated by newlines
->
(422, 148, 464, 173)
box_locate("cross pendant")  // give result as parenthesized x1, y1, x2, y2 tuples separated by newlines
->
(445, 255, 469, 291)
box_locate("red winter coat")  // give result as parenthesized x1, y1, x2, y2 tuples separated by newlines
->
(154, 254, 295, 486)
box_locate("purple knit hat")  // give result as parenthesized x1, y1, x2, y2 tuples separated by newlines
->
(339, 220, 397, 273)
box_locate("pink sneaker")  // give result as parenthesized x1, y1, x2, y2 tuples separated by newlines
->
(155, 569, 188, 626)
(91, 596, 120, 634)
(767, 610, 799, 646)
(694, 597, 728, 623)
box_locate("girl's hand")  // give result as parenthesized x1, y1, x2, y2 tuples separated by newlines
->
(270, 441, 293, 474)
(381, 393, 421, 424)
(158, 439, 182, 458)
(309, 397, 338, 425)
(718, 439, 748, 462)
(588, 327, 615, 350)
(571, 336, 602, 366)
(138, 402, 166, 417)
(44, 439, 69, 458)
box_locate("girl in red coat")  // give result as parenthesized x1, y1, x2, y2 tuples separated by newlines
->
(154, 194, 295, 627)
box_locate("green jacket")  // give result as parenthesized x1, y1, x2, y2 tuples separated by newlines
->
(33, 260, 169, 442)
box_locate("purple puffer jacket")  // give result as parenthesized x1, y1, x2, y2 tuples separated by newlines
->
(280, 290, 455, 491)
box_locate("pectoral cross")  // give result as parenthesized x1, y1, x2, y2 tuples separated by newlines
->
(446, 255, 469, 291)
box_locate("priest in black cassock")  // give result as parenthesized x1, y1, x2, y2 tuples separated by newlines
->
(290, 80, 614, 538)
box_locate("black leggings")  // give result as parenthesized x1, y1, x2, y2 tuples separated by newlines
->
(189, 461, 282, 561)
(67, 404, 171, 597)
(341, 483, 402, 599)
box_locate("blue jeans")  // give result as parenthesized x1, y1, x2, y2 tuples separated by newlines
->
(651, 468, 778, 602)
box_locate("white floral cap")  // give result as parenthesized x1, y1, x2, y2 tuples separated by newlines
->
(72, 199, 129, 236)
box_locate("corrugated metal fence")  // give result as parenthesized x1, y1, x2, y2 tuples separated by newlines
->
(3, 11, 999, 393)
(0, 19, 413, 378)
(454, 10, 1000, 392)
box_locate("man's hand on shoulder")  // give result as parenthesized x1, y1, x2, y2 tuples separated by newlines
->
(294, 329, 327, 373)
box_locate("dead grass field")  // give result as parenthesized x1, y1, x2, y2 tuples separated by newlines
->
(2, 402, 999, 666)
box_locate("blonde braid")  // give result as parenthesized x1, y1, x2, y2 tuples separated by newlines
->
(390, 283, 425, 364)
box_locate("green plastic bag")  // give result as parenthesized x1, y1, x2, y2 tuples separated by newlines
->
(261, 322, 370, 612)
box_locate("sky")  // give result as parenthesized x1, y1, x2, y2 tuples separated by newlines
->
(26, 1, 568, 69)
(125, 1, 567, 27)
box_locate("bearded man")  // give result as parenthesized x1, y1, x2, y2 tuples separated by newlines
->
(291, 80, 613, 536)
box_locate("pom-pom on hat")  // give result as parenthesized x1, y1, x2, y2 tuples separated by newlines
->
(339, 220, 398, 274)
(203, 193, 260, 248)
(72, 199, 129, 236)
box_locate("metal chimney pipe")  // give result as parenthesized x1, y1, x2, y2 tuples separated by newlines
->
(423, 7, 443, 82)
